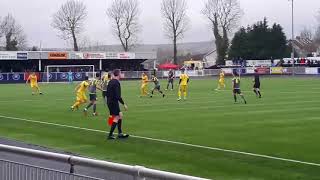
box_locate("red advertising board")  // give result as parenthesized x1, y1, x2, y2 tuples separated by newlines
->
(256, 67, 270, 74)
(48, 52, 68, 60)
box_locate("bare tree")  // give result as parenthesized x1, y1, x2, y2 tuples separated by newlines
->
(107, 0, 141, 52)
(78, 35, 93, 51)
(0, 14, 27, 50)
(315, 27, 320, 45)
(52, 0, 87, 51)
(0, 16, 2, 40)
(202, 0, 242, 65)
(314, 10, 320, 45)
(161, 0, 189, 64)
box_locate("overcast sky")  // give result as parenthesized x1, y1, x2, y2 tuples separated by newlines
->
(0, 0, 319, 48)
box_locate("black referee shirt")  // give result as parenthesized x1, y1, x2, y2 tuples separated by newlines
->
(106, 79, 125, 105)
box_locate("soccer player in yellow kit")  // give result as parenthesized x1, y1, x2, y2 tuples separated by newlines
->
(71, 76, 90, 111)
(26, 72, 42, 95)
(178, 69, 189, 101)
(101, 72, 111, 101)
(216, 70, 226, 90)
(140, 72, 149, 97)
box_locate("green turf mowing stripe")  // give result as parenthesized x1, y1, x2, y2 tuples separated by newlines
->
(1, 114, 320, 168)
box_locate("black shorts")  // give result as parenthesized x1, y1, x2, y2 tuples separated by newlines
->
(107, 102, 120, 116)
(253, 83, 260, 89)
(89, 94, 97, 101)
(168, 79, 174, 83)
(102, 91, 107, 98)
(154, 85, 161, 90)
(233, 89, 241, 94)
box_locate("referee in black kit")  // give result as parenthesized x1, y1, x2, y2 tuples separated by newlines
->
(106, 69, 129, 140)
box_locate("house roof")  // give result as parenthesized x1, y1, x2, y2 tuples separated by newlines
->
(291, 37, 318, 53)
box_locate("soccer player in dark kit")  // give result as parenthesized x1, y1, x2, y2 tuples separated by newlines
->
(106, 69, 129, 140)
(253, 69, 262, 98)
(232, 72, 247, 104)
(150, 75, 165, 98)
(84, 73, 102, 116)
(166, 69, 175, 90)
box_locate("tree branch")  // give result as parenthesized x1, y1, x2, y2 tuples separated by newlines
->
(107, 0, 141, 52)
(52, 0, 87, 51)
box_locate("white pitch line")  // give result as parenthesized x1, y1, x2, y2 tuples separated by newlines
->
(0, 114, 320, 168)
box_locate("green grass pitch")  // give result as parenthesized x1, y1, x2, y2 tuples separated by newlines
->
(0, 77, 320, 180)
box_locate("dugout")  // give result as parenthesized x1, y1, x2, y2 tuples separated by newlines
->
(0, 60, 36, 72)
(37, 59, 146, 72)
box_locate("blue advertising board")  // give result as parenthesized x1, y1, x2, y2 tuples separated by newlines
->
(0, 72, 87, 84)
(41, 72, 86, 82)
(0, 73, 25, 84)
(17, 52, 28, 60)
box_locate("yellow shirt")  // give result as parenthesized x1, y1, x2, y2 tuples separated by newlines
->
(78, 81, 89, 93)
(219, 72, 225, 80)
(103, 74, 109, 82)
(179, 74, 189, 86)
(142, 75, 148, 84)
(28, 75, 37, 84)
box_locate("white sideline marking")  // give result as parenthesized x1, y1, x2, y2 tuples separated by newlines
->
(0, 115, 320, 168)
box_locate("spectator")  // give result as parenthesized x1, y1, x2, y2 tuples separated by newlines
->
(301, 58, 305, 65)
(297, 59, 301, 65)
(306, 59, 310, 66)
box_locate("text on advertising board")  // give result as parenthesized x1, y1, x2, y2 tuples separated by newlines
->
(48, 52, 68, 60)
(17, 52, 28, 60)
(83, 52, 106, 59)
(256, 67, 270, 74)
(117, 52, 135, 59)
(106, 52, 117, 59)
(0, 52, 17, 60)
(270, 67, 283, 74)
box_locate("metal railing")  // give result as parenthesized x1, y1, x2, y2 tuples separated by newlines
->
(0, 159, 103, 180)
(0, 144, 209, 180)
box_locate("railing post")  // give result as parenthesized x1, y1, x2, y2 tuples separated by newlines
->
(0, 144, 209, 180)
(68, 157, 74, 174)
(133, 165, 145, 180)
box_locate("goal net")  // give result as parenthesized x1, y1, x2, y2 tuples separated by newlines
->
(44, 65, 96, 83)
